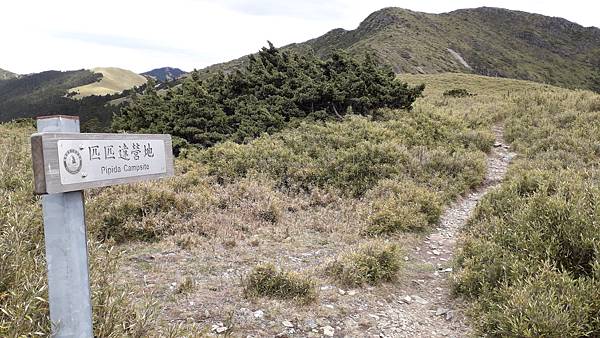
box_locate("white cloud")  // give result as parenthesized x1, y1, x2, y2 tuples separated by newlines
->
(0, 0, 598, 74)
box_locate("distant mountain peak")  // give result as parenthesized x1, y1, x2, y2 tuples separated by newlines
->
(142, 67, 187, 82)
(0, 68, 18, 80)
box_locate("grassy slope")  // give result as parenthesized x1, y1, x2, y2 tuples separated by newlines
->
(205, 7, 600, 92)
(68, 67, 147, 98)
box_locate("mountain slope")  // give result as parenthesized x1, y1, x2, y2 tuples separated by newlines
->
(68, 67, 147, 98)
(0, 68, 18, 80)
(0, 70, 134, 130)
(142, 67, 186, 82)
(207, 7, 600, 92)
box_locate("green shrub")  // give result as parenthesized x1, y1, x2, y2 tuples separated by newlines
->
(443, 88, 474, 97)
(327, 241, 402, 286)
(243, 264, 317, 303)
(470, 264, 599, 337)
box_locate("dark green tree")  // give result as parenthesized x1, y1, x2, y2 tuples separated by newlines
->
(113, 43, 424, 147)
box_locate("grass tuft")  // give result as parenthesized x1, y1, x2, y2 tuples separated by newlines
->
(327, 241, 402, 286)
(243, 264, 317, 303)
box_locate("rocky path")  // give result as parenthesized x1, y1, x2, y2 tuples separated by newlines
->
(375, 127, 516, 337)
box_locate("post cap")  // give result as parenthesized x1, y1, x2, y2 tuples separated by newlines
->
(37, 115, 80, 120)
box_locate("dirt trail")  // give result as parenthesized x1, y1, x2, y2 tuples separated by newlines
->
(375, 126, 516, 337)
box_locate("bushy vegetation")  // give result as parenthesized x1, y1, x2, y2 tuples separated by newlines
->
(113, 43, 424, 147)
(243, 263, 317, 303)
(443, 88, 474, 97)
(199, 112, 489, 199)
(327, 241, 402, 286)
(450, 82, 600, 336)
(0, 122, 155, 336)
(365, 180, 443, 235)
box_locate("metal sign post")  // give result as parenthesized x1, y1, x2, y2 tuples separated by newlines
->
(37, 115, 92, 337)
(31, 115, 174, 336)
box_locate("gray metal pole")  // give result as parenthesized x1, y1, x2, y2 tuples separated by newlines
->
(37, 116, 93, 337)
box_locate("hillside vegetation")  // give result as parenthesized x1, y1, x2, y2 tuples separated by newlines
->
(0, 69, 142, 131)
(113, 44, 425, 147)
(208, 7, 600, 92)
(5, 72, 599, 336)
(68, 67, 147, 98)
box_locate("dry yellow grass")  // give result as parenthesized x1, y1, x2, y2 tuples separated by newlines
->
(68, 67, 147, 98)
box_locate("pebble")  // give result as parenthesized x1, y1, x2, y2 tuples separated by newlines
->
(412, 295, 429, 305)
(306, 319, 318, 329)
(322, 325, 335, 337)
(432, 249, 441, 256)
(400, 295, 412, 303)
(253, 310, 264, 319)
(347, 289, 358, 296)
(211, 323, 228, 333)
(435, 308, 449, 316)
(282, 320, 294, 328)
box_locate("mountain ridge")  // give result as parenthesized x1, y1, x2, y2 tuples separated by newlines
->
(142, 67, 187, 82)
(203, 7, 600, 92)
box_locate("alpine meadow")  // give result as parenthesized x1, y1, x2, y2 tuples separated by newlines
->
(1, 3, 600, 338)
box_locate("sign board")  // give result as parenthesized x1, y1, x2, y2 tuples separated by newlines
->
(31, 132, 174, 194)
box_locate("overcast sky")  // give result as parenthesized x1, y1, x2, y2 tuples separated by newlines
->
(2, 0, 598, 74)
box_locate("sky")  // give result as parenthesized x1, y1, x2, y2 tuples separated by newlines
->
(1, 0, 598, 75)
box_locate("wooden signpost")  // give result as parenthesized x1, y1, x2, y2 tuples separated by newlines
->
(31, 115, 174, 337)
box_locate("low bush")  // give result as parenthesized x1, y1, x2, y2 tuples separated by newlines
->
(327, 241, 402, 286)
(88, 185, 197, 243)
(365, 180, 443, 235)
(243, 264, 317, 303)
(443, 88, 474, 97)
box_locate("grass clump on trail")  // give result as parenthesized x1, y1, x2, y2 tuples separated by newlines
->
(328, 241, 402, 286)
(243, 263, 317, 303)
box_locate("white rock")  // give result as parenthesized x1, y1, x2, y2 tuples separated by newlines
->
(347, 290, 358, 296)
(435, 308, 449, 316)
(253, 310, 264, 318)
(282, 320, 294, 328)
(412, 295, 428, 305)
(322, 325, 335, 337)
(432, 249, 441, 256)
(338, 289, 346, 295)
(400, 295, 412, 303)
